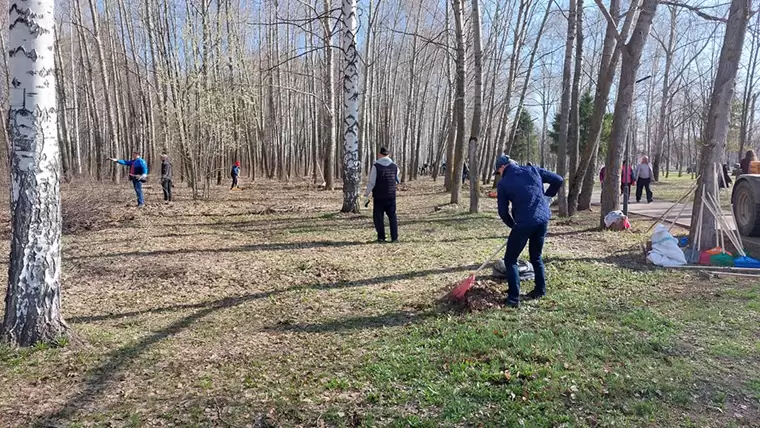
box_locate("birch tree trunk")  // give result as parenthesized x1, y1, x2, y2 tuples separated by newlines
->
(3, 0, 69, 347)
(468, 0, 483, 213)
(689, 0, 751, 249)
(341, 0, 360, 213)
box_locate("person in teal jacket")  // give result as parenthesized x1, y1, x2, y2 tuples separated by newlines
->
(110, 150, 148, 207)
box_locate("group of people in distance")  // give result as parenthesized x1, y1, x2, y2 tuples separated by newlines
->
(111, 146, 568, 307)
(110, 150, 242, 207)
(364, 147, 564, 308)
(599, 156, 655, 203)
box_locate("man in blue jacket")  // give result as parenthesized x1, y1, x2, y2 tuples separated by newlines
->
(111, 150, 149, 207)
(495, 155, 563, 308)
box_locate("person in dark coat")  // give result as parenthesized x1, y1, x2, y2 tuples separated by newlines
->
(160, 153, 173, 203)
(740, 150, 757, 175)
(720, 163, 733, 188)
(364, 147, 400, 243)
(111, 150, 148, 207)
(495, 155, 563, 308)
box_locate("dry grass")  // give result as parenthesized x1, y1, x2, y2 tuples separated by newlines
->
(0, 177, 757, 427)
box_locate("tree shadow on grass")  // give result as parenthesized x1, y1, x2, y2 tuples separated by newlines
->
(69, 239, 370, 260)
(69, 233, 506, 260)
(67, 264, 477, 324)
(544, 249, 652, 272)
(264, 310, 437, 334)
(547, 226, 601, 237)
(39, 263, 475, 425)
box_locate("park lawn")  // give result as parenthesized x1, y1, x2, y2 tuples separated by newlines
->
(0, 179, 758, 427)
(598, 173, 736, 211)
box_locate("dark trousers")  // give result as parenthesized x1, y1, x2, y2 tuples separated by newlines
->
(162, 179, 172, 201)
(372, 198, 398, 241)
(621, 183, 631, 197)
(504, 223, 548, 305)
(636, 177, 653, 202)
(132, 179, 144, 206)
(231, 176, 239, 189)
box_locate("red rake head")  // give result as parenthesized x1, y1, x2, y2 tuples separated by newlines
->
(450, 274, 475, 300)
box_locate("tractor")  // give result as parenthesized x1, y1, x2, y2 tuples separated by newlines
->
(732, 174, 760, 236)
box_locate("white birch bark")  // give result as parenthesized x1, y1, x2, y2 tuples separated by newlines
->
(3, 0, 68, 347)
(341, 0, 360, 213)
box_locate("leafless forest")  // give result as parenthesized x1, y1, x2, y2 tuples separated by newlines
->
(0, 0, 755, 212)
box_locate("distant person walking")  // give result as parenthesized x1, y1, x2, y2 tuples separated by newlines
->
(740, 150, 757, 175)
(621, 160, 634, 197)
(231, 161, 241, 189)
(161, 153, 173, 203)
(110, 150, 148, 207)
(635, 156, 654, 203)
(365, 147, 400, 243)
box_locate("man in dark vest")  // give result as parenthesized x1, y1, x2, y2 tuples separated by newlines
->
(160, 153, 173, 203)
(365, 147, 400, 243)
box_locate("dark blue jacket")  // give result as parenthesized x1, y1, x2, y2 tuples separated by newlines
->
(497, 164, 563, 228)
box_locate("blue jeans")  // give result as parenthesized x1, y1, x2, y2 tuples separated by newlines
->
(504, 222, 548, 305)
(132, 179, 144, 206)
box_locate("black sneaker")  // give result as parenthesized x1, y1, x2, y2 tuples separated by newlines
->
(391, 239, 398, 243)
(522, 290, 545, 301)
(376, 239, 387, 243)
(504, 299, 520, 309)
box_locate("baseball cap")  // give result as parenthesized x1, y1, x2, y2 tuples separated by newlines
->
(379, 147, 389, 156)
(493, 155, 511, 175)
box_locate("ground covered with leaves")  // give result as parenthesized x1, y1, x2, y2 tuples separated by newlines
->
(0, 178, 759, 427)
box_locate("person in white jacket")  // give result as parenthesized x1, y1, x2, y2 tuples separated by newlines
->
(635, 156, 654, 203)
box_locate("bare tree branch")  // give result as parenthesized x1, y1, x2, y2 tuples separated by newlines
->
(661, 1, 727, 23)
(593, 0, 625, 45)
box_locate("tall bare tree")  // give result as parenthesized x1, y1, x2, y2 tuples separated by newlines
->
(599, 0, 659, 227)
(556, 0, 577, 217)
(450, 0, 467, 204)
(690, 0, 751, 249)
(468, 0, 484, 213)
(566, 0, 584, 216)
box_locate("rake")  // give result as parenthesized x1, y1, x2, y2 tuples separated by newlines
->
(450, 240, 508, 300)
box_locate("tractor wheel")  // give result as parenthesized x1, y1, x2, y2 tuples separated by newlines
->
(733, 179, 760, 237)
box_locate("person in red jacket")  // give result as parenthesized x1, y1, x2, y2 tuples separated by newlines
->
(621, 160, 635, 197)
